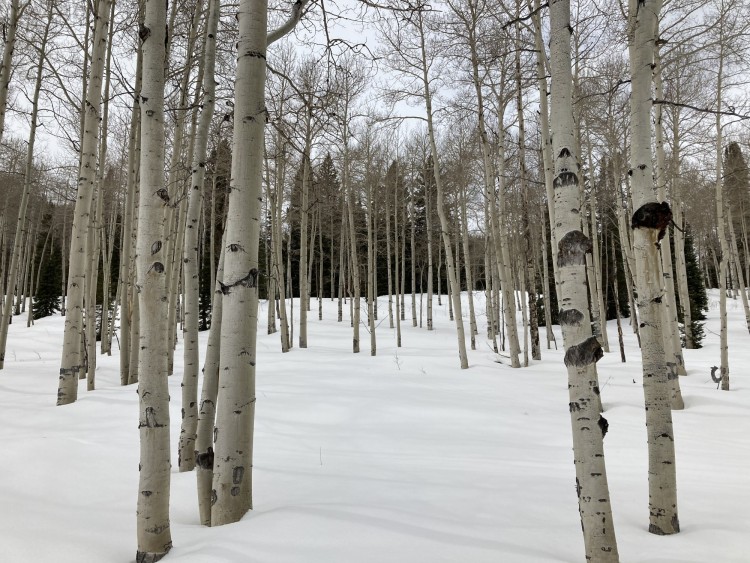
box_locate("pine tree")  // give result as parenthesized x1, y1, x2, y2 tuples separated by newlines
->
(33, 234, 62, 320)
(674, 225, 707, 347)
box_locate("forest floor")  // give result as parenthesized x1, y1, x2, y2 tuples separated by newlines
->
(1, 291, 748, 562)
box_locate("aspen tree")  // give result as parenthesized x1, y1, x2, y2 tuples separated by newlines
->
(549, 0, 619, 557)
(119, 47, 143, 385)
(653, 42, 686, 383)
(714, 48, 730, 390)
(134, 0, 172, 557)
(0, 0, 24, 144)
(57, 0, 112, 404)
(0, 4, 52, 370)
(179, 0, 219, 473)
(414, 9, 468, 368)
(210, 0, 309, 526)
(628, 0, 680, 534)
(196, 230, 226, 525)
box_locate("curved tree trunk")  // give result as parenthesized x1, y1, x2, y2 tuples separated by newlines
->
(0, 7, 51, 370)
(57, 0, 113, 404)
(179, 0, 219, 473)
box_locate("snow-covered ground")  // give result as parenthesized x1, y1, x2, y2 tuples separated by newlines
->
(1, 291, 748, 562)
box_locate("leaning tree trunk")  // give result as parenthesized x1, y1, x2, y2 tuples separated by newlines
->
(653, 44, 686, 381)
(119, 46, 142, 384)
(196, 229, 227, 525)
(179, 0, 219, 473)
(418, 12, 468, 369)
(0, 0, 22, 144)
(57, 0, 112, 404)
(628, 0, 679, 535)
(549, 0, 619, 558)
(0, 8, 51, 370)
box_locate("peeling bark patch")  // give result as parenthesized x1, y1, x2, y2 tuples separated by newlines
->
(553, 171, 578, 191)
(195, 447, 214, 470)
(139, 407, 165, 428)
(559, 308, 584, 326)
(218, 269, 259, 294)
(557, 230, 592, 268)
(564, 336, 603, 367)
(145, 523, 170, 535)
(598, 415, 609, 438)
(156, 188, 170, 205)
(631, 201, 672, 243)
(136, 547, 171, 563)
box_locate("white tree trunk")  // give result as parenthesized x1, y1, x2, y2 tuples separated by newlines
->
(179, 0, 219, 473)
(210, 0, 268, 526)
(629, 0, 680, 535)
(0, 0, 23, 144)
(0, 7, 50, 370)
(135, 0, 172, 558)
(549, 0, 619, 557)
(57, 0, 113, 404)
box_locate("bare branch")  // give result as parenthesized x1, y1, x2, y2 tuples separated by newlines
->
(653, 99, 750, 121)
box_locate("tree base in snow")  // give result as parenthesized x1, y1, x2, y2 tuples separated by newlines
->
(136, 545, 172, 563)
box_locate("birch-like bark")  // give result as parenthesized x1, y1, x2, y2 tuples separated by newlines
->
(531, 0, 558, 289)
(425, 160, 434, 331)
(298, 111, 312, 349)
(653, 44, 686, 381)
(629, 0, 679, 535)
(417, 11, 468, 369)
(119, 48, 143, 384)
(273, 128, 290, 350)
(714, 42, 730, 390)
(515, 34, 539, 362)
(179, 0, 219, 473)
(135, 0, 172, 557)
(460, 177, 477, 350)
(0, 0, 23, 144)
(57, 0, 112, 404)
(209, 0, 269, 522)
(0, 8, 51, 370)
(366, 146, 376, 356)
(549, 0, 619, 556)
(211, 0, 311, 524)
(196, 230, 226, 525)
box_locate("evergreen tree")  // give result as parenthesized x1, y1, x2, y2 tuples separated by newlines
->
(724, 141, 749, 249)
(673, 225, 707, 347)
(33, 233, 62, 320)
